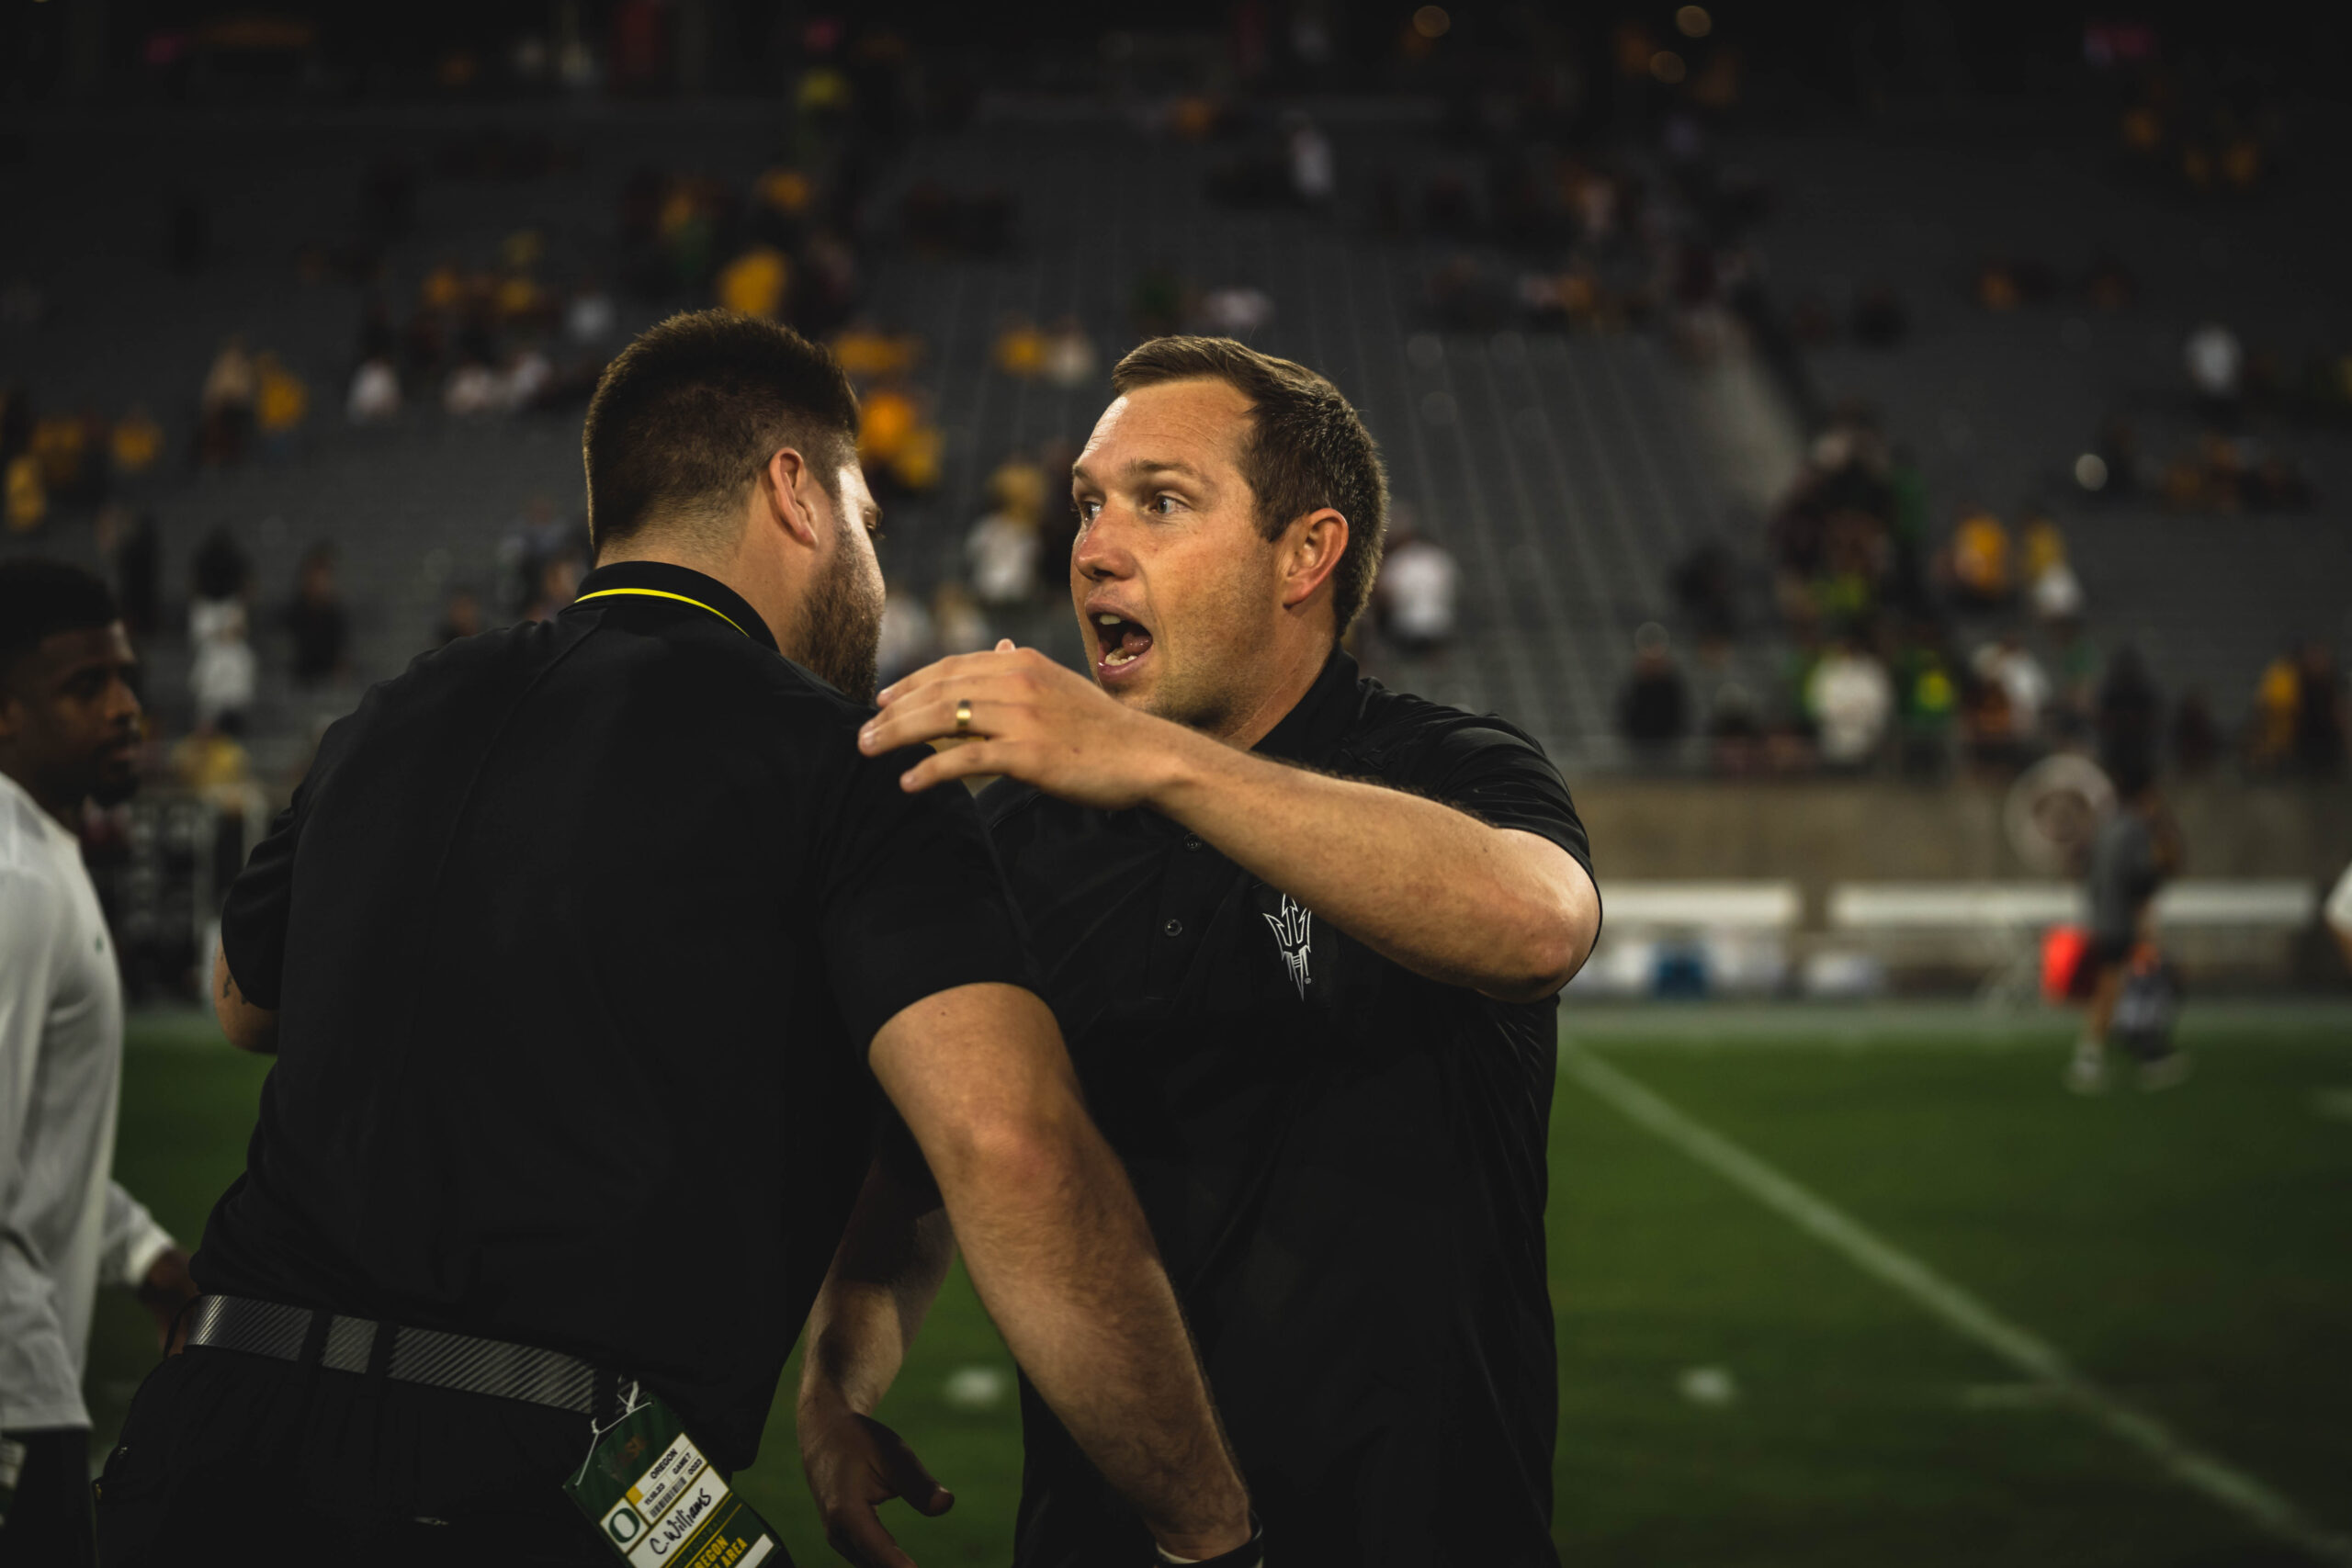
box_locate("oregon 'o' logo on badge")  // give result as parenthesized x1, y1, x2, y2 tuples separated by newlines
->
(605, 1504, 645, 1543)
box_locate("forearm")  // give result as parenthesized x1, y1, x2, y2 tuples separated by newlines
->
(799, 1156, 954, 1419)
(1152, 729, 1598, 1000)
(938, 1110, 1247, 1554)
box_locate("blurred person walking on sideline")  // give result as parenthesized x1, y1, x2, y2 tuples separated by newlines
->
(96, 313, 1254, 1567)
(0, 562, 198, 1566)
(2066, 757, 2188, 1095)
(820, 337, 1600, 1568)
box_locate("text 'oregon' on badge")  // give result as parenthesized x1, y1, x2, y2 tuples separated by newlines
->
(565, 1395, 786, 1567)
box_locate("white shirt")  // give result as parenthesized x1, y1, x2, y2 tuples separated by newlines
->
(0, 770, 173, 1431)
(966, 513, 1041, 607)
(1379, 541, 1460, 642)
(187, 596, 257, 724)
(2326, 860, 2352, 942)
(1810, 651, 1894, 765)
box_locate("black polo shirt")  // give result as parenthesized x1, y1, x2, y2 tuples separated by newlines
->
(981, 649, 1594, 1568)
(198, 560, 1029, 1470)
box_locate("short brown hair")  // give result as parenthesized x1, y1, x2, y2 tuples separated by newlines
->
(1111, 336, 1389, 635)
(583, 310, 860, 557)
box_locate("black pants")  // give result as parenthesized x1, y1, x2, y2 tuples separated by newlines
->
(96, 1347, 626, 1566)
(0, 1427, 94, 1567)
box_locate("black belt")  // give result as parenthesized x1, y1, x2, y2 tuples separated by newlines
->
(181, 1294, 626, 1418)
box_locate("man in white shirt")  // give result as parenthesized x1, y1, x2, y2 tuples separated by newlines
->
(0, 561, 195, 1565)
(1809, 636, 1894, 770)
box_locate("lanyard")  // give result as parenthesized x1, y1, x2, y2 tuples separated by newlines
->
(573, 587, 751, 639)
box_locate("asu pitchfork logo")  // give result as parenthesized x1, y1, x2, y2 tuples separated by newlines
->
(1264, 895, 1314, 998)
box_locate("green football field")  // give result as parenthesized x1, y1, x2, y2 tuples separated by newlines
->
(92, 1002, 2352, 1565)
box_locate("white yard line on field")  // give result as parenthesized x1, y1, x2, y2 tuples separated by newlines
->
(1560, 1043, 2352, 1566)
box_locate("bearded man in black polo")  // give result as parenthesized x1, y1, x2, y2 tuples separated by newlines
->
(799, 337, 1600, 1568)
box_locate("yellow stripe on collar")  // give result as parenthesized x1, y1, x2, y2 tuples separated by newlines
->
(574, 587, 751, 639)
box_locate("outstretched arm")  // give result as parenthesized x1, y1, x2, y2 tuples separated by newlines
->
(862, 648, 1600, 1002)
(860, 982, 1250, 1563)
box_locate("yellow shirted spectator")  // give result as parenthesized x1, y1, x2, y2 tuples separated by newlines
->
(831, 324, 917, 379)
(717, 247, 790, 321)
(994, 319, 1046, 378)
(755, 168, 812, 216)
(1951, 511, 2011, 600)
(6, 453, 46, 533)
(112, 406, 164, 475)
(2251, 656, 2300, 765)
(858, 386, 917, 465)
(30, 416, 87, 492)
(496, 274, 544, 321)
(256, 355, 310, 435)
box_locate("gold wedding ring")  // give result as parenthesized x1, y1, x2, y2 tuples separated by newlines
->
(931, 697, 979, 754)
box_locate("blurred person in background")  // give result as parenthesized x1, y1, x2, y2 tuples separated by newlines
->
(1374, 527, 1460, 657)
(930, 580, 992, 655)
(108, 407, 164, 481)
(170, 714, 256, 902)
(0, 562, 198, 1565)
(1618, 620, 1689, 762)
(876, 581, 937, 686)
(1947, 509, 2011, 609)
(1808, 630, 1894, 773)
(2021, 514, 2084, 623)
(282, 546, 351, 688)
(5, 446, 44, 535)
(1975, 634, 2052, 746)
(1040, 318, 1099, 389)
(2184, 321, 2245, 424)
(196, 337, 255, 467)
(94, 507, 161, 641)
(345, 356, 401, 424)
(2248, 645, 2301, 772)
(2292, 639, 2346, 776)
(967, 457, 1046, 610)
(187, 529, 255, 732)
(2067, 757, 2188, 1095)
(827, 336, 1598, 1568)
(254, 354, 308, 459)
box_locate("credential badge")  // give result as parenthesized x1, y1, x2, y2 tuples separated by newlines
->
(1264, 894, 1314, 998)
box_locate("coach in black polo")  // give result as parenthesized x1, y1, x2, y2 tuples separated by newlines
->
(816, 337, 1601, 1567)
(96, 313, 1254, 1567)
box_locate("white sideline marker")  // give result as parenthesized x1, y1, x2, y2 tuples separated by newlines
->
(1561, 1043, 2352, 1566)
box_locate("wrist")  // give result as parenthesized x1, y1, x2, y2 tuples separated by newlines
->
(1154, 1512, 1261, 1567)
(796, 1364, 876, 1425)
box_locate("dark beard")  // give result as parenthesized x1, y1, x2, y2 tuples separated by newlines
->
(796, 528, 882, 705)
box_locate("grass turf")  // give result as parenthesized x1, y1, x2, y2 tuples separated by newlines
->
(91, 1004, 2352, 1565)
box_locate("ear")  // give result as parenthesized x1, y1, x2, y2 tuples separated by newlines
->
(1278, 507, 1350, 612)
(762, 447, 825, 550)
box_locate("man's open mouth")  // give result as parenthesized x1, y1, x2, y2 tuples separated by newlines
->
(1091, 610, 1154, 676)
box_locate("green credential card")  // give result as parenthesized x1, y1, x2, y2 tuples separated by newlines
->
(565, 1393, 786, 1567)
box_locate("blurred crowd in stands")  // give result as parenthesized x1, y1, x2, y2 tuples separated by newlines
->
(1619, 397, 2345, 782)
(2, 0, 2343, 846)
